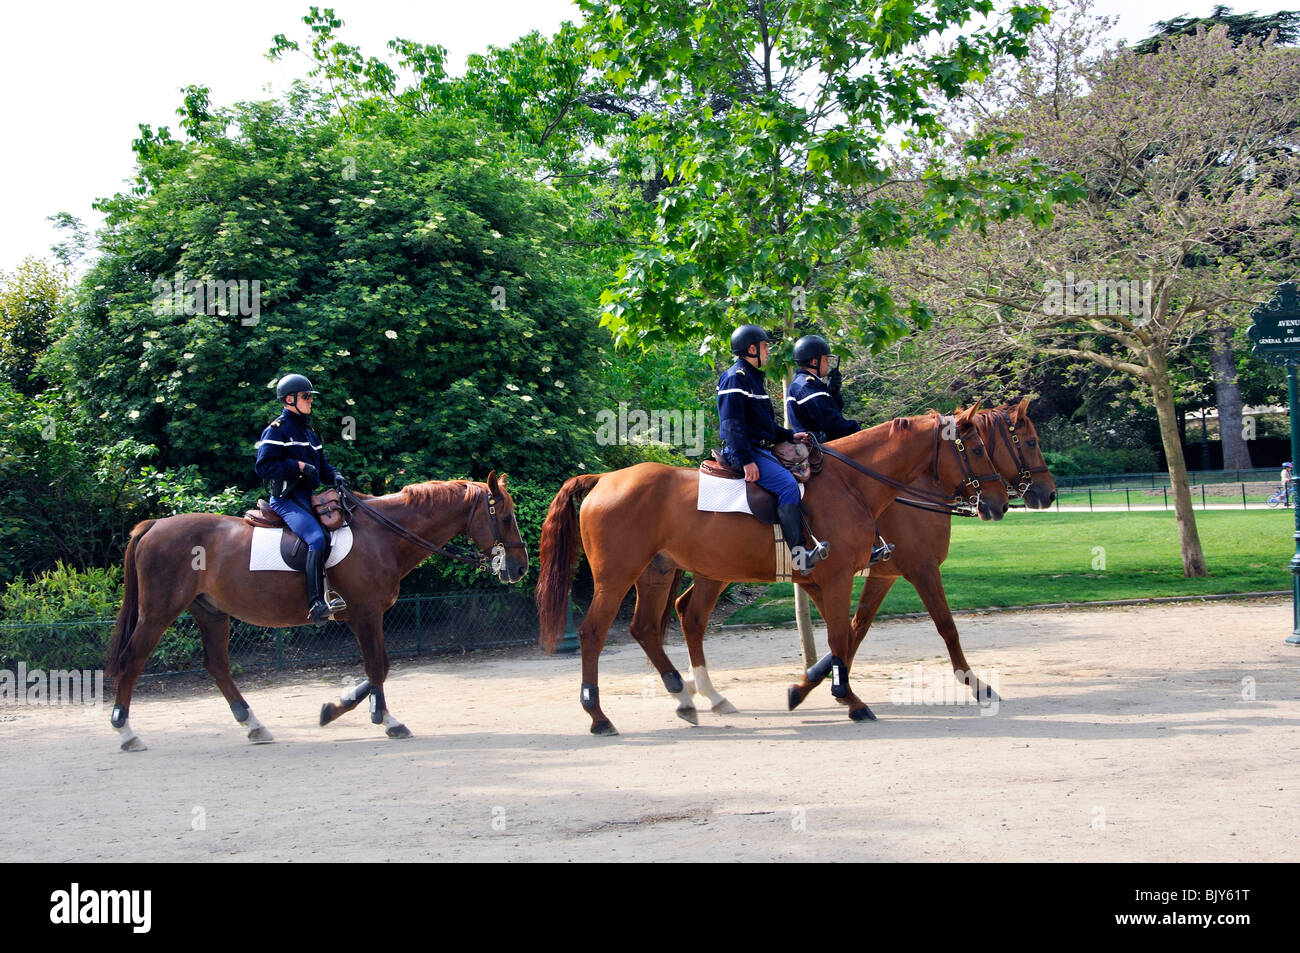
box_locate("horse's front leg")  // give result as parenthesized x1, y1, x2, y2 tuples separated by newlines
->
(320, 610, 410, 739)
(804, 577, 876, 723)
(789, 572, 896, 711)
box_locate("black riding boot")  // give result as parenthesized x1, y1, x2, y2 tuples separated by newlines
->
(778, 503, 828, 573)
(305, 550, 335, 625)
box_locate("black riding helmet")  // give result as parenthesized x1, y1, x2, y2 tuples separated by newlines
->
(792, 334, 831, 367)
(275, 373, 319, 400)
(730, 324, 770, 358)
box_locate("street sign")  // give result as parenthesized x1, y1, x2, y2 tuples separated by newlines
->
(1248, 282, 1300, 365)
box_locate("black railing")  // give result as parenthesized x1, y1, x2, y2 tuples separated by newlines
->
(0, 591, 540, 677)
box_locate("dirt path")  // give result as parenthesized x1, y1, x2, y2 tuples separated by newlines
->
(2, 599, 1297, 861)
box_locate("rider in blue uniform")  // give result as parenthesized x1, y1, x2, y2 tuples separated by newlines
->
(785, 334, 861, 443)
(786, 335, 894, 564)
(255, 373, 347, 625)
(718, 325, 827, 572)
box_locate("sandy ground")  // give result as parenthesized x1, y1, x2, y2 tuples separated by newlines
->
(2, 598, 1297, 862)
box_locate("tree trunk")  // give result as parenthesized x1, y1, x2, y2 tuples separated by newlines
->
(1209, 326, 1253, 470)
(1148, 352, 1209, 577)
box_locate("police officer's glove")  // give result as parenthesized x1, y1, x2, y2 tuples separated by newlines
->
(827, 367, 844, 410)
(334, 474, 347, 491)
(301, 463, 318, 484)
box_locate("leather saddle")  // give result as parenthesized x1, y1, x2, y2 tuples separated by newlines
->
(242, 499, 333, 573)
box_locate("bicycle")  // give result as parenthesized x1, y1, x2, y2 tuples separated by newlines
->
(1267, 485, 1292, 507)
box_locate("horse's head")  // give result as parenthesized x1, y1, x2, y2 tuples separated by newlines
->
(937, 400, 1012, 521)
(989, 397, 1057, 510)
(466, 471, 530, 585)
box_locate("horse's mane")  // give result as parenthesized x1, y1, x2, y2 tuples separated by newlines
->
(397, 480, 472, 516)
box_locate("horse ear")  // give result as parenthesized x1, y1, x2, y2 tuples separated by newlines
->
(1016, 396, 1031, 422)
(958, 397, 983, 424)
(486, 470, 500, 496)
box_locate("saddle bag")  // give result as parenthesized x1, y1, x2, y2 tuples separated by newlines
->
(312, 489, 348, 532)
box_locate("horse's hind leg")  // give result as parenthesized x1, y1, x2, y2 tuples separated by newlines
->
(110, 618, 170, 752)
(578, 583, 633, 736)
(191, 602, 273, 744)
(675, 577, 735, 714)
(628, 566, 700, 725)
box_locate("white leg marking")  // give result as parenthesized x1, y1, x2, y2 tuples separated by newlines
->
(244, 709, 274, 744)
(118, 718, 146, 752)
(693, 665, 737, 714)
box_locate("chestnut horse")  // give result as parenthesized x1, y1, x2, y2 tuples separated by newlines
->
(536, 404, 1022, 734)
(106, 473, 527, 751)
(626, 400, 1056, 721)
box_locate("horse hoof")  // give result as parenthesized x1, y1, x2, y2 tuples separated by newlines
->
(247, 727, 275, 744)
(849, 705, 877, 722)
(385, 723, 412, 739)
(590, 720, 619, 736)
(120, 737, 147, 752)
(787, 686, 806, 711)
(711, 699, 738, 714)
(319, 703, 336, 727)
(676, 706, 699, 726)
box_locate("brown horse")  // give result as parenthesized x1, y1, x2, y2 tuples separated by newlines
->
(624, 400, 1056, 720)
(106, 473, 527, 751)
(536, 404, 1026, 734)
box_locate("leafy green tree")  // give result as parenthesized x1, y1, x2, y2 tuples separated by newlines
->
(0, 258, 69, 395)
(51, 90, 603, 490)
(580, 0, 1076, 356)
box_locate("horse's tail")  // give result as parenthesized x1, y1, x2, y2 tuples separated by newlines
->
(107, 519, 157, 677)
(535, 474, 603, 654)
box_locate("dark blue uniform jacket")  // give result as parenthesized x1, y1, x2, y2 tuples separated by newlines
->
(255, 409, 339, 499)
(785, 371, 860, 443)
(717, 360, 794, 467)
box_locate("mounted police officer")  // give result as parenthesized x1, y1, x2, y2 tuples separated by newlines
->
(785, 334, 861, 443)
(718, 324, 828, 572)
(255, 374, 348, 625)
(786, 335, 894, 564)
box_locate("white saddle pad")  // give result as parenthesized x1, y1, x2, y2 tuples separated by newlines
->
(697, 472, 803, 514)
(249, 526, 354, 572)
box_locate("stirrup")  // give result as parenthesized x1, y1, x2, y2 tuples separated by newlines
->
(323, 589, 347, 613)
(870, 536, 895, 565)
(790, 540, 829, 572)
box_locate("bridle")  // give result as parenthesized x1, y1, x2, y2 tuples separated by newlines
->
(987, 410, 1050, 497)
(338, 484, 527, 575)
(816, 411, 1007, 517)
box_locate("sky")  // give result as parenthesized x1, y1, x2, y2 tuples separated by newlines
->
(0, 0, 1253, 275)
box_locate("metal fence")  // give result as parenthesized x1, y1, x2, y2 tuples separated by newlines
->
(0, 590, 541, 678)
(1054, 468, 1278, 491)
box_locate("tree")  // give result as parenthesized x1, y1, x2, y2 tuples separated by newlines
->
(50, 90, 605, 490)
(583, 0, 1074, 355)
(0, 257, 68, 396)
(1135, 4, 1300, 470)
(879, 10, 1300, 576)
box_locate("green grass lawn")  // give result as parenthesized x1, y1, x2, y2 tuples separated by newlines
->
(725, 510, 1293, 626)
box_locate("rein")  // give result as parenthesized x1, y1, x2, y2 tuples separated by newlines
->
(339, 484, 524, 574)
(816, 411, 1003, 515)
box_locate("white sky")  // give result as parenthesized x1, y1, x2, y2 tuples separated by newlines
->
(0, 0, 1242, 274)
